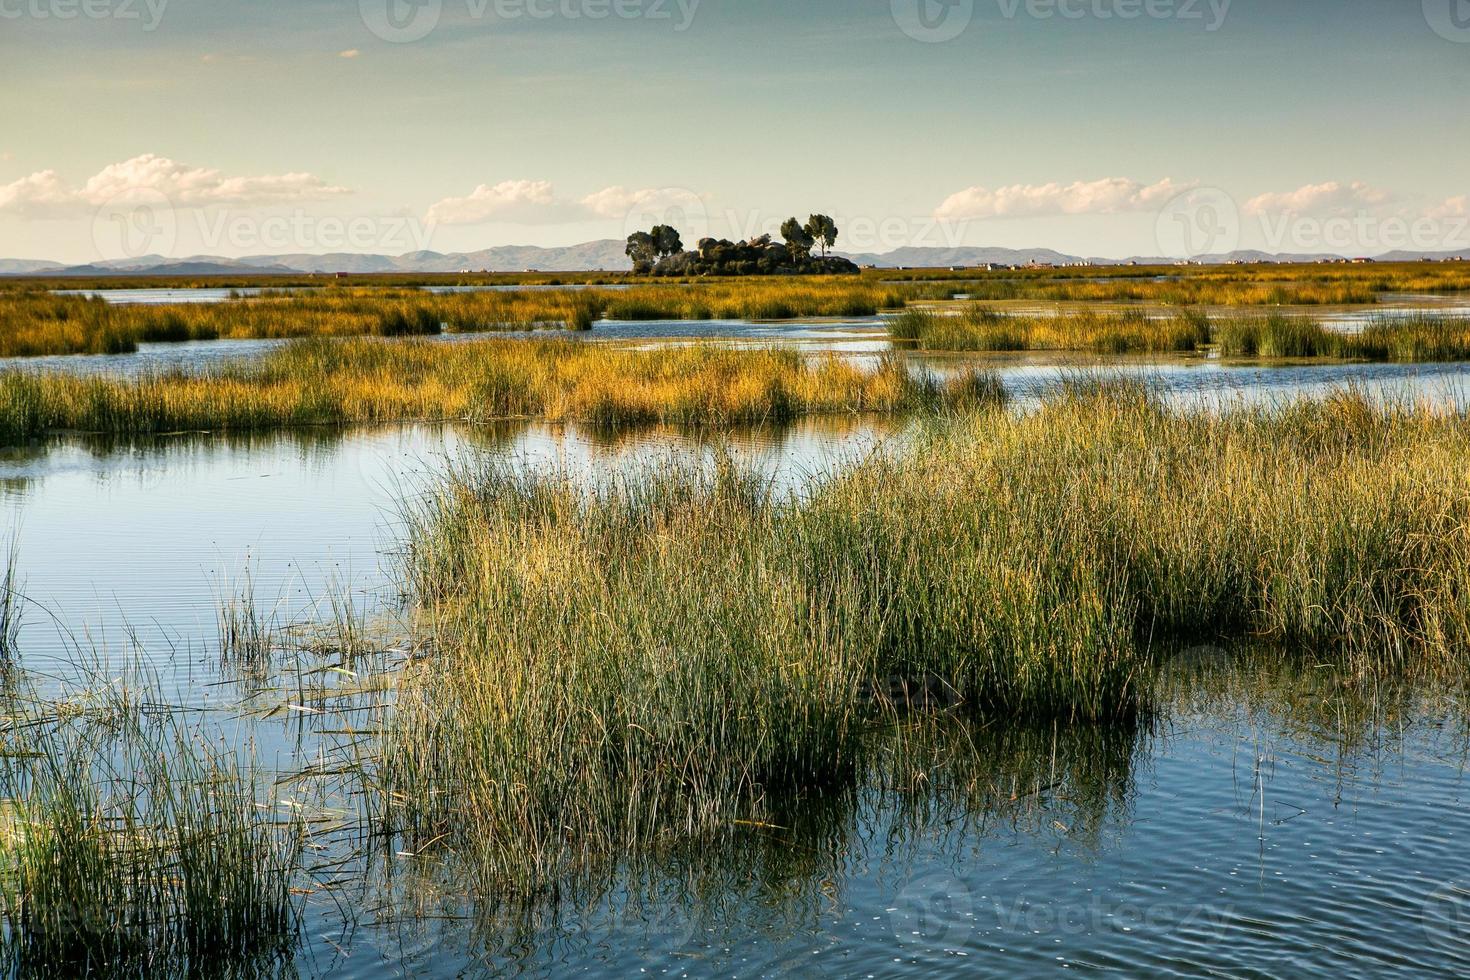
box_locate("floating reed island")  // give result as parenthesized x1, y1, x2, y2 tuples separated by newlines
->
(376, 381, 1470, 896)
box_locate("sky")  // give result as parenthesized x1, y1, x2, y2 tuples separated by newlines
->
(2, 0, 1468, 262)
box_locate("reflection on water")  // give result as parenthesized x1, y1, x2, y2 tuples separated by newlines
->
(0, 318, 892, 379)
(0, 417, 891, 691)
(422, 283, 634, 294)
(4, 405, 1470, 976)
(317, 659, 1470, 978)
(51, 287, 317, 304)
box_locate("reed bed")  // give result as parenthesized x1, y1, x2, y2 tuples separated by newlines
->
(940, 278, 1380, 306)
(0, 288, 610, 357)
(893, 307, 1470, 360)
(597, 280, 913, 321)
(0, 338, 986, 444)
(375, 382, 1470, 897)
(0, 280, 922, 358)
(6, 262, 1468, 358)
(0, 673, 303, 975)
(891, 307, 1213, 354)
(876, 261, 1470, 297)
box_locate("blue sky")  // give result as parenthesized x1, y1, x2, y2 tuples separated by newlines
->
(3, 0, 1468, 261)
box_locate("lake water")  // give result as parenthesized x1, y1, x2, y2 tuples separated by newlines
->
(0, 319, 893, 378)
(51, 284, 629, 305)
(4, 325, 1470, 975)
(52, 286, 316, 304)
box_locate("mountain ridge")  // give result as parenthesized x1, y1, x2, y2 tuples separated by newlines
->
(5, 242, 1469, 276)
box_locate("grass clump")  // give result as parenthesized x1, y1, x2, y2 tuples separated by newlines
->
(376, 382, 1470, 898)
(892, 307, 1212, 354)
(0, 675, 303, 975)
(896, 306, 1470, 362)
(0, 542, 20, 670)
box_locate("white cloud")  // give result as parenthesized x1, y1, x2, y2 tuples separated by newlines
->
(425, 179, 567, 225)
(0, 170, 72, 217)
(1427, 195, 1469, 219)
(1244, 181, 1392, 216)
(339, 49, 360, 58)
(580, 186, 671, 219)
(426, 181, 689, 226)
(0, 154, 350, 218)
(935, 177, 1192, 221)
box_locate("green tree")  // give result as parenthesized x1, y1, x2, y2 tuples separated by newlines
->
(625, 231, 657, 273)
(804, 214, 838, 259)
(651, 224, 684, 259)
(780, 217, 814, 263)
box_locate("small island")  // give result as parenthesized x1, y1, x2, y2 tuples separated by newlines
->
(626, 214, 861, 276)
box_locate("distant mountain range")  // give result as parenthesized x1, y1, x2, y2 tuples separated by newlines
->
(5, 242, 1470, 277)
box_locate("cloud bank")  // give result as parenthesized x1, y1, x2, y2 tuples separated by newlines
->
(0, 154, 350, 218)
(426, 181, 699, 226)
(935, 177, 1192, 221)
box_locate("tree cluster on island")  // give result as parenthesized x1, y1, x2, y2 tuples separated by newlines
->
(625, 214, 860, 276)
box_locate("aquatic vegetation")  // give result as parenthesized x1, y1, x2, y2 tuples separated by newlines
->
(375, 383, 1470, 897)
(895, 306, 1470, 361)
(0, 338, 985, 444)
(875, 259, 1470, 300)
(215, 566, 279, 672)
(0, 542, 20, 670)
(891, 307, 1212, 354)
(0, 280, 915, 358)
(0, 671, 304, 975)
